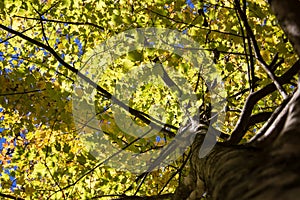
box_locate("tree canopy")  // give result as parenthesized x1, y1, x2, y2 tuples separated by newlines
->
(0, 0, 299, 199)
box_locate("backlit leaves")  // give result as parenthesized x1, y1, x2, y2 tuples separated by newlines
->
(0, 0, 298, 199)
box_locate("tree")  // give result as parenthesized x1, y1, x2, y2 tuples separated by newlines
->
(0, 0, 300, 199)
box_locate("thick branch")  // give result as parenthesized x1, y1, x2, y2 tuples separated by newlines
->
(227, 59, 300, 144)
(248, 112, 273, 127)
(249, 96, 291, 145)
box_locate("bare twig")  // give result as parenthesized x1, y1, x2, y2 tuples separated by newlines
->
(147, 8, 244, 38)
(234, 0, 288, 99)
(235, 5, 253, 91)
(158, 151, 192, 195)
(91, 193, 174, 200)
(13, 15, 104, 31)
(48, 127, 154, 197)
(0, 89, 46, 96)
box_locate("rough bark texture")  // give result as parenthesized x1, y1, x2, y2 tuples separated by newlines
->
(173, 1, 300, 199)
(173, 88, 300, 200)
(191, 137, 300, 199)
(269, 0, 300, 56)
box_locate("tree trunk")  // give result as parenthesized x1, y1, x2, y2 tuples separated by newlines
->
(190, 139, 300, 200)
(269, 0, 300, 56)
(174, 86, 300, 200)
(174, 1, 300, 199)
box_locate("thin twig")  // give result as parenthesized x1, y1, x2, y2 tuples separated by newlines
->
(0, 193, 24, 200)
(13, 15, 104, 30)
(234, 0, 288, 99)
(147, 8, 244, 38)
(0, 89, 46, 96)
(235, 5, 253, 91)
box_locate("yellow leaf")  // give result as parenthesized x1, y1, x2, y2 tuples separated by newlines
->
(57, 43, 64, 50)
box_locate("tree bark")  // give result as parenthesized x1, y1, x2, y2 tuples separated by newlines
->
(174, 87, 300, 200)
(268, 0, 300, 56)
(189, 138, 300, 200)
(173, 1, 300, 199)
